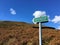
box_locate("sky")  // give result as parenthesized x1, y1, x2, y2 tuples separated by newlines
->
(0, 0, 60, 29)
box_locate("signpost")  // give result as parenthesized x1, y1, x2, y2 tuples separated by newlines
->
(34, 16, 48, 23)
(33, 16, 48, 45)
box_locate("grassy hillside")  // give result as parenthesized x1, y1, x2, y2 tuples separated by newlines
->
(0, 21, 60, 45)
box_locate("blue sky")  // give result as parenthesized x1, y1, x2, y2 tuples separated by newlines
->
(0, 0, 60, 29)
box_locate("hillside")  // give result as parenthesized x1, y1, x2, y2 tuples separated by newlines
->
(0, 21, 60, 45)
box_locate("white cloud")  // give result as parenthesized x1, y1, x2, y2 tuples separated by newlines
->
(47, 15, 51, 21)
(32, 10, 49, 24)
(33, 11, 46, 18)
(10, 8, 16, 15)
(51, 16, 60, 23)
(57, 26, 60, 30)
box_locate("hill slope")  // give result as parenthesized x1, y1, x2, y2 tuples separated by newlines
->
(0, 21, 60, 45)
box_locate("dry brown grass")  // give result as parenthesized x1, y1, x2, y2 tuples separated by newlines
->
(0, 21, 60, 45)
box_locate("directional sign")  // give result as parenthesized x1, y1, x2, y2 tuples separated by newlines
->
(32, 16, 48, 45)
(34, 16, 48, 23)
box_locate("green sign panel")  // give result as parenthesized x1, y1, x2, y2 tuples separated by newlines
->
(34, 16, 48, 22)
